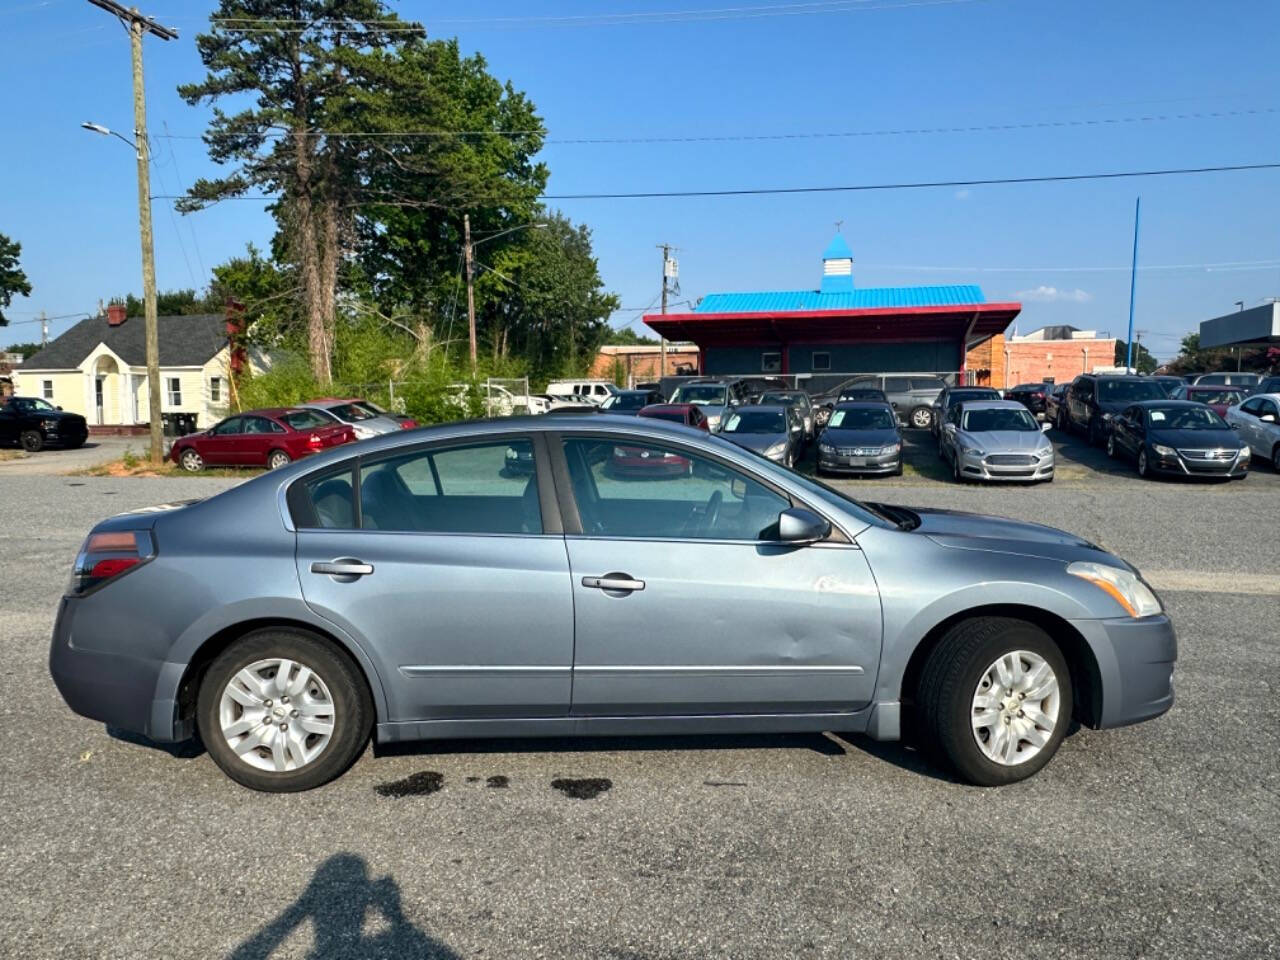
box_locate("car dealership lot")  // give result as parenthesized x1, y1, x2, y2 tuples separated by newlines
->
(2, 474, 1277, 959)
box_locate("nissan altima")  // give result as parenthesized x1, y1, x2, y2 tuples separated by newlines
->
(50, 415, 1174, 792)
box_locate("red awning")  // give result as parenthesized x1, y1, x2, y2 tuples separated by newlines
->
(643, 303, 1020, 347)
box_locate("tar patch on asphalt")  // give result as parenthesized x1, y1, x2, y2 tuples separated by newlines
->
(703, 780, 748, 787)
(551, 777, 612, 800)
(486, 775, 509, 789)
(375, 771, 444, 797)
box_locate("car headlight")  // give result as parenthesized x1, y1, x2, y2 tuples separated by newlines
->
(1152, 443, 1176, 457)
(1067, 561, 1162, 618)
(765, 442, 786, 457)
(706, 414, 721, 428)
(818, 440, 834, 452)
(959, 444, 985, 457)
(884, 442, 902, 455)
(42, 418, 60, 428)
(1102, 412, 1114, 421)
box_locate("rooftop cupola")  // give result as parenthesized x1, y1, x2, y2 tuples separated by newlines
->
(820, 232, 854, 294)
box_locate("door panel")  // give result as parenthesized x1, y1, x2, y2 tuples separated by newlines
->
(296, 531, 574, 720)
(566, 538, 881, 715)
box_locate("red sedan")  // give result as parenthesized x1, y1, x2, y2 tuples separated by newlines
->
(636, 403, 710, 430)
(606, 405, 709, 478)
(170, 408, 355, 472)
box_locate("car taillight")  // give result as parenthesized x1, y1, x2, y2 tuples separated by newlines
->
(308, 433, 323, 446)
(399, 418, 417, 429)
(68, 529, 155, 596)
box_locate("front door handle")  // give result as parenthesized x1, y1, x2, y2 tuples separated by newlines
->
(581, 574, 645, 593)
(311, 559, 374, 578)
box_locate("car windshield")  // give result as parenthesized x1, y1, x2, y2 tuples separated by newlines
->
(604, 393, 649, 410)
(671, 385, 727, 405)
(962, 408, 1038, 432)
(281, 410, 330, 430)
(352, 400, 387, 416)
(722, 410, 785, 433)
(1012, 384, 1044, 392)
(325, 403, 375, 421)
(1097, 379, 1166, 403)
(11, 397, 56, 412)
(759, 392, 801, 405)
(1148, 406, 1227, 430)
(829, 407, 895, 430)
(838, 389, 885, 402)
(1190, 390, 1244, 405)
(949, 389, 999, 404)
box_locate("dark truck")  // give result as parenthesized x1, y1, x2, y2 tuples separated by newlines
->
(0, 396, 88, 452)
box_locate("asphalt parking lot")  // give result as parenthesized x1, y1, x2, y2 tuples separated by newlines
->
(2, 467, 1277, 959)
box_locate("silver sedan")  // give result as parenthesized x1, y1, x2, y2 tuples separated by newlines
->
(50, 415, 1172, 792)
(941, 400, 1056, 483)
(1226, 393, 1280, 471)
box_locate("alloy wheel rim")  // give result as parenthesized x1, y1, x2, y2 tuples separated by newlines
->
(182, 451, 202, 471)
(219, 658, 336, 773)
(270, 452, 289, 469)
(913, 409, 930, 428)
(970, 649, 1060, 767)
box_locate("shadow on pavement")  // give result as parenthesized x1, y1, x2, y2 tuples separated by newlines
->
(106, 726, 206, 759)
(228, 853, 459, 960)
(376, 730, 848, 759)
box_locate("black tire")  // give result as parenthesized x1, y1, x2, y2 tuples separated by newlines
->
(197, 628, 373, 792)
(909, 406, 933, 430)
(267, 449, 292, 470)
(917, 616, 1072, 786)
(952, 451, 964, 483)
(20, 430, 43, 453)
(1106, 433, 1117, 459)
(1273, 444, 1280, 472)
(1137, 447, 1150, 479)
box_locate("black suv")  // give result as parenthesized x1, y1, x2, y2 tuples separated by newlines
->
(1057, 375, 1167, 446)
(0, 396, 89, 452)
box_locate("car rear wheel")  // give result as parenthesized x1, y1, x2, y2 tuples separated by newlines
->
(909, 406, 933, 430)
(268, 449, 292, 470)
(917, 616, 1072, 786)
(19, 430, 43, 453)
(180, 448, 204, 472)
(197, 628, 373, 792)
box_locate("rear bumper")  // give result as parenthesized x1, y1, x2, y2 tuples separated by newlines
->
(48, 598, 188, 742)
(1070, 613, 1177, 729)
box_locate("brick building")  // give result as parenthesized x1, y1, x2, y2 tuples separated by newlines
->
(1001, 326, 1118, 387)
(589, 343, 701, 384)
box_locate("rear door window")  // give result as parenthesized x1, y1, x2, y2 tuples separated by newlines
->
(883, 377, 912, 393)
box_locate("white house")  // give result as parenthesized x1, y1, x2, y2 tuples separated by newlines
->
(15, 305, 258, 431)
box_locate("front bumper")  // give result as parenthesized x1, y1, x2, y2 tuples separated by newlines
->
(1146, 446, 1250, 478)
(1070, 613, 1177, 729)
(818, 450, 901, 474)
(957, 451, 1054, 482)
(48, 598, 188, 742)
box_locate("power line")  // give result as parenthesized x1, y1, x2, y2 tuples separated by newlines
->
(148, 105, 1280, 146)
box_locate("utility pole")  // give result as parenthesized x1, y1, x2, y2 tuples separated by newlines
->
(1125, 196, 1140, 372)
(39, 311, 48, 347)
(86, 0, 176, 465)
(464, 214, 477, 372)
(1134, 329, 1147, 373)
(658, 244, 677, 382)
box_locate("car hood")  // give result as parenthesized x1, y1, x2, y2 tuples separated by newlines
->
(1149, 427, 1244, 449)
(32, 409, 86, 424)
(724, 432, 787, 453)
(874, 505, 1115, 564)
(822, 427, 899, 446)
(960, 430, 1050, 452)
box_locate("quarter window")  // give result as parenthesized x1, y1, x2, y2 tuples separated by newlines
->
(883, 377, 911, 393)
(166, 377, 182, 406)
(358, 440, 541, 535)
(561, 437, 790, 541)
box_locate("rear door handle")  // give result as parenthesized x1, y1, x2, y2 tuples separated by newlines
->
(311, 559, 374, 578)
(581, 574, 645, 593)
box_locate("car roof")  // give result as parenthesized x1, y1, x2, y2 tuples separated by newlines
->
(1132, 399, 1211, 408)
(956, 399, 1029, 411)
(744, 404, 788, 413)
(639, 403, 694, 413)
(616, 388, 656, 395)
(833, 400, 894, 411)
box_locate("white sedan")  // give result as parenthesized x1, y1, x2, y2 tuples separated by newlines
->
(1226, 393, 1280, 471)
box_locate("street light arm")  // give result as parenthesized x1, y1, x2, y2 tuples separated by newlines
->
(81, 121, 139, 153)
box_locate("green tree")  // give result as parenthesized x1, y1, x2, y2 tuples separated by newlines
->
(1113, 339, 1157, 374)
(0, 232, 33, 326)
(4, 341, 43, 360)
(209, 243, 300, 346)
(179, 1, 425, 384)
(112, 289, 222, 317)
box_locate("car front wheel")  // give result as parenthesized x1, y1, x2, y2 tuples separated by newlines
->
(1137, 448, 1150, 478)
(917, 616, 1072, 786)
(20, 430, 43, 453)
(197, 628, 373, 792)
(180, 448, 204, 472)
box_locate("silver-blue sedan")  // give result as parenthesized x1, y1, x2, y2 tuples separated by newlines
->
(940, 400, 1056, 483)
(50, 415, 1173, 792)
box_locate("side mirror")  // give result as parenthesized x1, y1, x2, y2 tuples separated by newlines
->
(1040, 421, 1052, 433)
(56, 405, 64, 411)
(777, 507, 830, 545)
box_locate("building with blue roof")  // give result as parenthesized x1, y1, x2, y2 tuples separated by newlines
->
(644, 233, 1021, 385)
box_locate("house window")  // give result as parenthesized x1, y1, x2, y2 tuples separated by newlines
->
(210, 377, 222, 402)
(761, 352, 782, 374)
(166, 377, 182, 407)
(42, 380, 54, 400)
(812, 351, 831, 372)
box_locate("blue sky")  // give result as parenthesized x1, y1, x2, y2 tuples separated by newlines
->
(2, 0, 1278, 361)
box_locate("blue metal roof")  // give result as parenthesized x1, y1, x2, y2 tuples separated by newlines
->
(695, 284, 988, 314)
